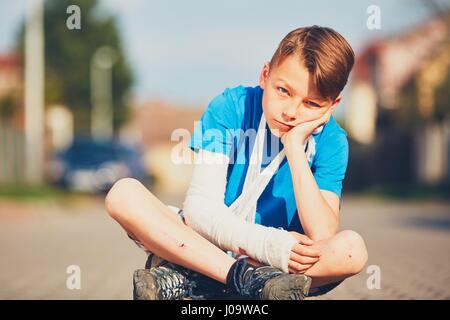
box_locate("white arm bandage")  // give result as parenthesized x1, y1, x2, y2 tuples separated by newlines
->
(182, 149, 297, 273)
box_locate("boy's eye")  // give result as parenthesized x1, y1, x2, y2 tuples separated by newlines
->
(277, 87, 290, 96)
(305, 100, 321, 108)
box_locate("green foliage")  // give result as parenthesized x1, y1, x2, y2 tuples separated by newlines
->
(396, 77, 422, 128)
(16, 0, 134, 133)
(0, 184, 63, 200)
(0, 95, 15, 120)
(397, 60, 450, 126)
(435, 67, 450, 121)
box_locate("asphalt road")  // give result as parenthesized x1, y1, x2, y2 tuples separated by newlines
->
(0, 194, 449, 300)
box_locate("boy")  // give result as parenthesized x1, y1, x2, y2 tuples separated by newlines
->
(106, 26, 368, 300)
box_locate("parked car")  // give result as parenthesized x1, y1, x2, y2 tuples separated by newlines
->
(47, 137, 148, 193)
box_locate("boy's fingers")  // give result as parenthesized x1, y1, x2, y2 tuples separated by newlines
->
(289, 232, 314, 245)
(300, 246, 321, 258)
(316, 109, 332, 126)
(299, 236, 314, 246)
(288, 262, 310, 273)
(288, 260, 312, 273)
(301, 109, 331, 134)
(298, 234, 314, 245)
(290, 251, 320, 265)
(289, 267, 308, 274)
(292, 244, 321, 257)
(289, 267, 299, 274)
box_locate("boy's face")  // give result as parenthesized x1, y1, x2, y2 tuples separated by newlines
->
(259, 54, 341, 138)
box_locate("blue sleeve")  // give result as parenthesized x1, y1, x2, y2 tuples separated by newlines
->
(312, 131, 349, 198)
(189, 87, 242, 158)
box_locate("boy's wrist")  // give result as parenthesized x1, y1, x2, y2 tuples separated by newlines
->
(284, 140, 307, 160)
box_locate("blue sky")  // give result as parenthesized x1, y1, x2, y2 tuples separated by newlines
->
(0, 0, 441, 108)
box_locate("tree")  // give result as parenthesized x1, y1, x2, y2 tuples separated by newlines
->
(17, 0, 134, 133)
(0, 95, 15, 121)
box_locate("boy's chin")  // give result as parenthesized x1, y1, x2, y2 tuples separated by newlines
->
(268, 126, 284, 138)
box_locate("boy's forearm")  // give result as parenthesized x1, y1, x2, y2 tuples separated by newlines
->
(182, 194, 297, 272)
(285, 146, 339, 241)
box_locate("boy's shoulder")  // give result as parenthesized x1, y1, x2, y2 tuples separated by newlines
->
(323, 116, 347, 137)
(212, 85, 260, 122)
(221, 85, 260, 104)
(317, 116, 348, 152)
(204, 85, 259, 129)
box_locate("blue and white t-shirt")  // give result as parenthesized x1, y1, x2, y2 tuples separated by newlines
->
(189, 85, 349, 233)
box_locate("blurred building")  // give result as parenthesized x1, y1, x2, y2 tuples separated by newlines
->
(0, 53, 26, 184)
(0, 53, 23, 128)
(346, 13, 450, 190)
(0, 52, 74, 185)
(120, 101, 203, 194)
(46, 105, 74, 152)
(122, 100, 202, 145)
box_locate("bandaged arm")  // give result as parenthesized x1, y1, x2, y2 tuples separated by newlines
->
(182, 149, 298, 273)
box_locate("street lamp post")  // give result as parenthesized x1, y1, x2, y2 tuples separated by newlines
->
(24, 0, 45, 185)
(90, 46, 117, 141)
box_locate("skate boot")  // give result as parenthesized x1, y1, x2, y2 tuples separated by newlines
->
(226, 257, 312, 300)
(133, 253, 227, 300)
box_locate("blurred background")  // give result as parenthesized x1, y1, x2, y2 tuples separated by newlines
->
(0, 0, 449, 299)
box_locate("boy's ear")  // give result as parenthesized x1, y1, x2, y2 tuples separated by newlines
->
(329, 95, 342, 113)
(259, 62, 270, 89)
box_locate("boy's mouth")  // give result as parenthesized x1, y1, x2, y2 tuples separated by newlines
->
(274, 119, 294, 131)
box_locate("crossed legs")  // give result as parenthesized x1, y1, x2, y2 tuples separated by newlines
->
(105, 178, 368, 290)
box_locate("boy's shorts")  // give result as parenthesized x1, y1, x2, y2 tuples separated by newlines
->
(127, 204, 342, 298)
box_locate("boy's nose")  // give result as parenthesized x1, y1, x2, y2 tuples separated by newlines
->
(282, 105, 297, 122)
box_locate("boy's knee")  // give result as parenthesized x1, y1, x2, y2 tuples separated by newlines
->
(339, 230, 368, 275)
(105, 178, 143, 220)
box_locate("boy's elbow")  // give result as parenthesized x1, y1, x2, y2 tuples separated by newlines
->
(182, 193, 211, 225)
(182, 194, 201, 216)
(308, 222, 339, 242)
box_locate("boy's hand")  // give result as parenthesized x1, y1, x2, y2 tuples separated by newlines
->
(281, 109, 332, 152)
(288, 231, 321, 274)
